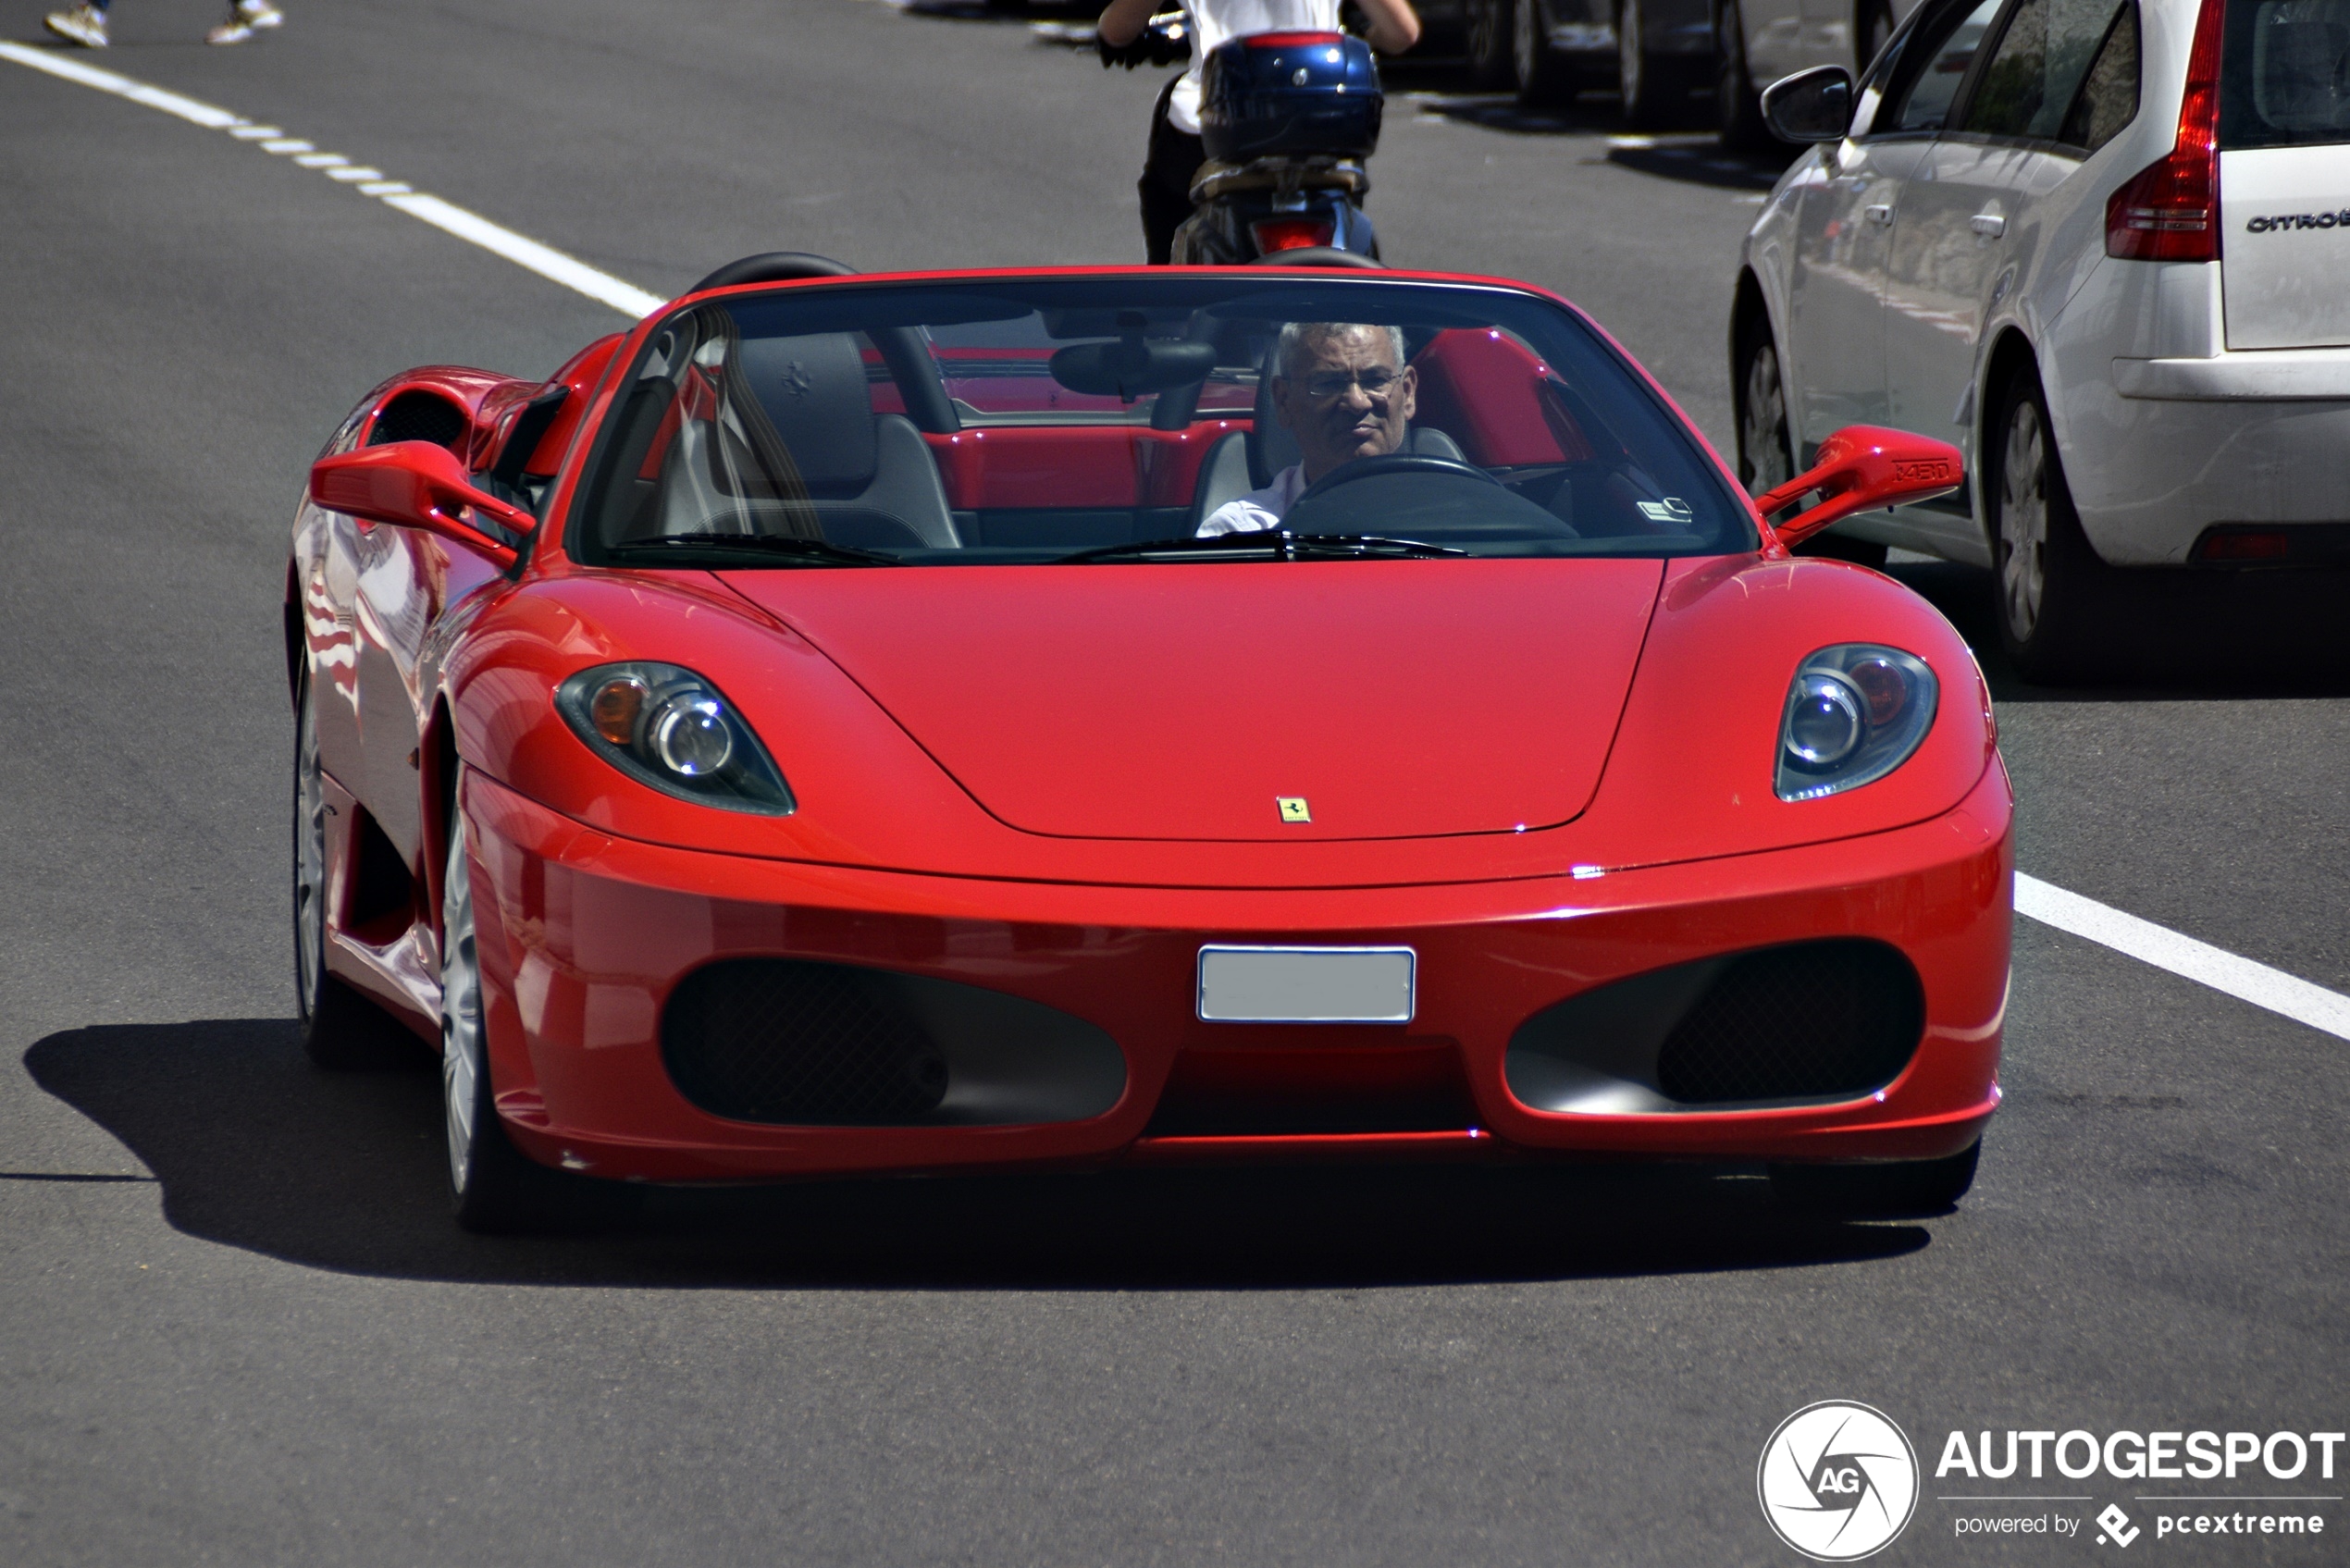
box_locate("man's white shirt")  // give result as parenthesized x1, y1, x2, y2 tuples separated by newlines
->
(1196, 463, 1305, 536)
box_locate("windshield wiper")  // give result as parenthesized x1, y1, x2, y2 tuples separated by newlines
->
(1059, 531, 1466, 564)
(604, 534, 901, 567)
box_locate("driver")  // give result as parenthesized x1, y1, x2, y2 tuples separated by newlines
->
(1198, 321, 1418, 536)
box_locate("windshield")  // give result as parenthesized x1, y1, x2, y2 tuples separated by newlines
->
(567, 277, 1756, 566)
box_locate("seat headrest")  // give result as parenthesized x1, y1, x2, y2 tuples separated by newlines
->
(735, 332, 875, 490)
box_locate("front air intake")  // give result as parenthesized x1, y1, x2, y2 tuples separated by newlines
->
(662, 959, 948, 1125)
(1651, 941, 1923, 1104)
(1505, 939, 1924, 1114)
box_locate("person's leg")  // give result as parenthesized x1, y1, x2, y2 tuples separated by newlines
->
(43, 0, 110, 47)
(209, 0, 285, 45)
(1137, 81, 1206, 265)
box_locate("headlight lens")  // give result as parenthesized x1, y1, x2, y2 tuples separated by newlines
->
(555, 661, 794, 815)
(1775, 645, 1936, 801)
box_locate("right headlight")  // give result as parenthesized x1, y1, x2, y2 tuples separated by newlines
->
(1775, 644, 1937, 801)
(555, 661, 796, 815)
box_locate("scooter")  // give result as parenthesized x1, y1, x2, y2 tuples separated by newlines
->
(1172, 30, 1384, 265)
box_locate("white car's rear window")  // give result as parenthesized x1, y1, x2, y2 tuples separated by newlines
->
(2223, 0, 2350, 147)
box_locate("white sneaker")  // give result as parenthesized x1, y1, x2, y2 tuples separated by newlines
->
(43, 3, 109, 47)
(206, 0, 283, 43)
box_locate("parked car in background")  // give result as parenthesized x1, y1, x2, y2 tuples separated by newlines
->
(1465, 0, 1716, 124)
(1715, 0, 1927, 142)
(1732, 0, 2350, 680)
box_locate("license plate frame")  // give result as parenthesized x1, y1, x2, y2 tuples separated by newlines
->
(1195, 945, 1416, 1024)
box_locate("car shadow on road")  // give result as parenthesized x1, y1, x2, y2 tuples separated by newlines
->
(1883, 557, 2350, 704)
(25, 1019, 1928, 1290)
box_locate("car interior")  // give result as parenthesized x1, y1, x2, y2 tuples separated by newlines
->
(569, 286, 1751, 563)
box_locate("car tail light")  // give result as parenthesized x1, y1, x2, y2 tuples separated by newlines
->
(1251, 216, 1337, 253)
(2105, 0, 2227, 262)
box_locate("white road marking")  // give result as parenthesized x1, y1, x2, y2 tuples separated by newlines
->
(8, 43, 2350, 1045)
(0, 40, 662, 322)
(379, 193, 663, 316)
(2016, 874, 2350, 1042)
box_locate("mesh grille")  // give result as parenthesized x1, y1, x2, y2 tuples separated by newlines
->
(1654, 941, 1923, 1105)
(661, 960, 948, 1125)
(368, 390, 469, 450)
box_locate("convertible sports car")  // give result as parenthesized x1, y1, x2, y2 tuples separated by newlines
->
(290, 257, 2010, 1231)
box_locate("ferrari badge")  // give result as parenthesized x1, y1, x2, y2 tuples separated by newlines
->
(1277, 796, 1312, 822)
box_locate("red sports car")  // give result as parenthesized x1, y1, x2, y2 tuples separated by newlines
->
(290, 259, 2008, 1231)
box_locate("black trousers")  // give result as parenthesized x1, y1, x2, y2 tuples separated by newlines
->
(1138, 78, 1206, 265)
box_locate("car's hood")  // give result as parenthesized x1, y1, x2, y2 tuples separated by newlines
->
(721, 560, 1664, 842)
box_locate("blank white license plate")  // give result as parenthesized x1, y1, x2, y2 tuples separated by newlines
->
(1196, 945, 1416, 1024)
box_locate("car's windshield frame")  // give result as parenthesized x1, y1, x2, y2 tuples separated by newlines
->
(558, 272, 1759, 570)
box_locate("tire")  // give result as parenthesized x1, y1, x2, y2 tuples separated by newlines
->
(292, 669, 411, 1069)
(1987, 364, 2106, 683)
(1770, 1141, 1981, 1217)
(1514, 0, 1582, 106)
(1617, 0, 1698, 129)
(439, 796, 612, 1233)
(1714, 0, 1773, 148)
(1733, 311, 1796, 499)
(1466, 0, 1517, 90)
(1856, 0, 1895, 73)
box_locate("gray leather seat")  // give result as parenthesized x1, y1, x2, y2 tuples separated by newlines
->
(735, 331, 960, 548)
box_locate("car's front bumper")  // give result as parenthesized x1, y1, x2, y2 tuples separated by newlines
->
(461, 760, 2012, 1184)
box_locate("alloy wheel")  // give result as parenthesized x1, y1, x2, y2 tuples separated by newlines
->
(440, 819, 483, 1195)
(1740, 338, 1793, 495)
(1998, 399, 2049, 641)
(1618, 0, 1645, 117)
(293, 681, 328, 1021)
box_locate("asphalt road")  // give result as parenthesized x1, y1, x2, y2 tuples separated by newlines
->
(2, 3, 2345, 1564)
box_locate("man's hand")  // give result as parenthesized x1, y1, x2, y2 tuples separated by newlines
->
(1098, 9, 1190, 68)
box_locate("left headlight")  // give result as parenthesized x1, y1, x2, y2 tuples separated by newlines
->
(1775, 644, 1937, 802)
(555, 661, 796, 815)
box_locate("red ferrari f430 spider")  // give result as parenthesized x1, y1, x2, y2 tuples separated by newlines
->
(289, 259, 2007, 1230)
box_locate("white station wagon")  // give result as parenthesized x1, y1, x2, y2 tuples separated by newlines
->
(1731, 0, 2350, 678)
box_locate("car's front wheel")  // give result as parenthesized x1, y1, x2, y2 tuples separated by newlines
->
(1617, 0, 1699, 128)
(439, 796, 606, 1233)
(1989, 365, 2105, 682)
(1466, 0, 1517, 90)
(1738, 322, 1888, 567)
(1514, 0, 1582, 105)
(1714, 0, 1773, 147)
(1770, 1141, 1981, 1216)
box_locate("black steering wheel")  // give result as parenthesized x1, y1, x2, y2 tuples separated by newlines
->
(1293, 452, 1503, 504)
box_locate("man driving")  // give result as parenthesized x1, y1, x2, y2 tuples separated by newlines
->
(1198, 321, 1418, 536)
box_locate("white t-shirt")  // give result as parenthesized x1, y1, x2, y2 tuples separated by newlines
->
(1197, 463, 1305, 535)
(1168, 0, 1345, 135)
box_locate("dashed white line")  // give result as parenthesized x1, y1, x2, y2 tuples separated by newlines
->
(6, 39, 2350, 1047)
(0, 39, 661, 321)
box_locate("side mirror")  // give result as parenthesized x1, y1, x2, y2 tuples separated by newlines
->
(1753, 425, 1962, 549)
(1762, 66, 1854, 144)
(310, 440, 538, 568)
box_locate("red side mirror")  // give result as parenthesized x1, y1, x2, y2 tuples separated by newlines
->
(309, 441, 538, 568)
(1753, 425, 1964, 549)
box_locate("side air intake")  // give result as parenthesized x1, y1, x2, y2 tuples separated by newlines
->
(660, 958, 1126, 1127)
(1505, 939, 1925, 1114)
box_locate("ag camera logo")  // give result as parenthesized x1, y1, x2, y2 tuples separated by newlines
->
(1759, 1401, 1920, 1561)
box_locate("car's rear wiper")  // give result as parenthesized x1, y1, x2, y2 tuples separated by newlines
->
(604, 534, 901, 567)
(1059, 531, 1466, 563)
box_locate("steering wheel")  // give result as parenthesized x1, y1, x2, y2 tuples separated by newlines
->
(1293, 453, 1503, 504)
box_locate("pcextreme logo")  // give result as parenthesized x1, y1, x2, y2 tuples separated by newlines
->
(1759, 1401, 1922, 1561)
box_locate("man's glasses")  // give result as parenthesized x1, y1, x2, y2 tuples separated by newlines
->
(1298, 367, 1403, 401)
